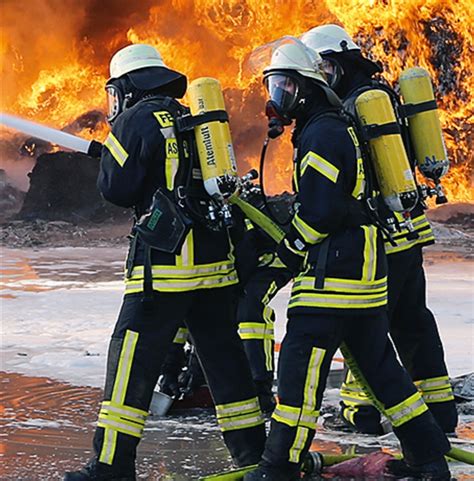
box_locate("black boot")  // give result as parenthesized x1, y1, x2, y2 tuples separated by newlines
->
(243, 466, 299, 481)
(386, 457, 450, 480)
(63, 458, 135, 481)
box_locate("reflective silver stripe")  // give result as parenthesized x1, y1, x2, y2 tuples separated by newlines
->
(129, 262, 235, 278)
(216, 398, 260, 417)
(387, 394, 426, 425)
(160, 126, 175, 139)
(100, 428, 116, 465)
(303, 348, 324, 417)
(125, 274, 238, 292)
(293, 277, 387, 292)
(218, 413, 264, 431)
(238, 327, 274, 337)
(273, 406, 300, 427)
(104, 133, 129, 167)
(98, 417, 143, 437)
(289, 426, 309, 463)
(416, 377, 451, 391)
(300, 411, 319, 426)
(112, 331, 139, 404)
(292, 214, 328, 244)
(101, 403, 147, 422)
(423, 392, 455, 403)
(301, 151, 339, 183)
(385, 230, 435, 254)
(173, 327, 188, 344)
(289, 293, 387, 306)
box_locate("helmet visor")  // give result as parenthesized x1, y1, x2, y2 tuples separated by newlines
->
(105, 84, 122, 123)
(264, 74, 299, 114)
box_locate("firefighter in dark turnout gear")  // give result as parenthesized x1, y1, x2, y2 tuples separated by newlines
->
(244, 38, 450, 481)
(159, 211, 292, 413)
(302, 24, 458, 435)
(64, 44, 265, 481)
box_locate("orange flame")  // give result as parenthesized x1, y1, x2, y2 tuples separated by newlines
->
(0, 0, 472, 202)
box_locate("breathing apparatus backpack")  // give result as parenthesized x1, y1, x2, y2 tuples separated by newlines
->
(343, 67, 450, 239)
(135, 79, 249, 256)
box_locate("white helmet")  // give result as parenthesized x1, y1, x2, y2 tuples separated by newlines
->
(105, 44, 186, 123)
(109, 44, 168, 79)
(262, 40, 328, 85)
(301, 24, 360, 55)
(260, 37, 341, 113)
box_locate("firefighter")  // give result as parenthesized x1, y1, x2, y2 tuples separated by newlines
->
(64, 44, 266, 481)
(244, 38, 451, 481)
(159, 211, 292, 414)
(236, 216, 293, 414)
(301, 24, 458, 435)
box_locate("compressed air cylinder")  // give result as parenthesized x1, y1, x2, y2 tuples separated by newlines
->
(187, 77, 238, 201)
(355, 89, 418, 213)
(399, 67, 449, 181)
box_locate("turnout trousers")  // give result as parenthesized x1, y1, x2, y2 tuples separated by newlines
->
(261, 310, 450, 478)
(237, 267, 293, 384)
(341, 247, 457, 433)
(92, 286, 266, 471)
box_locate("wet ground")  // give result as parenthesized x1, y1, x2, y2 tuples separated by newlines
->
(1, 246, 473, 479)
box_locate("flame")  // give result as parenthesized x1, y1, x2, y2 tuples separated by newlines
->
(0, 0, 472, 202)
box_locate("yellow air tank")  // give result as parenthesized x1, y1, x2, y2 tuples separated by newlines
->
(355, 89, 419, 213)
(187, 77, 239, 202)
(399, 67, 449, 183)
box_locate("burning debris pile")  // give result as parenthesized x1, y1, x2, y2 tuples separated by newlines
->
(18, 151, 128, 223)
(0, 1, 472, 205)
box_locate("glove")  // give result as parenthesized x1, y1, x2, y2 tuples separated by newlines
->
(87, 140, 103, 159)
(158, 372, 181, 398)
(276, 235, 306, 274)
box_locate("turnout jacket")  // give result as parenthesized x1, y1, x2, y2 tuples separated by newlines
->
(343, 79, 435, 256)
(284, 108, 388, 314)
(98, 98, 238, 293)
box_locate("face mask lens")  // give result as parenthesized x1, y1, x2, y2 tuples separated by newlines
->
(106, 85, 121, 123)
(264, 74, 298, 113)
(321, 58, 340, 88)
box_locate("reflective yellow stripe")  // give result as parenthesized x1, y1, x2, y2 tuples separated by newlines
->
(128, 260, 234, 279)
(164, 134, 179, 190)
(301, 151, 339, 183)
(111, 330, 139, 404)
(293, 276, 387, 293)
(173, 327, 188, 344)
(342, 406, 356, 425)
(289, 292, 387, 309)
(101, 401, 148, 422)
(216, 397, 264, 432)
(104, 132, 129, 167)
(386, 391, 428, 427)
(216, 397, 260, 417)
(272, 404, 301, 427)
(98, 418, 144, 438)
(289, 426, 310, 463)
(385, 214, 435, 254)
(99, 330, 139, 465)
(292, 213, 328, 245)
(415, 376, 454, 404)
(302, 348, 324, 428)
(238, 323, 274, 340)
(362, 226, 377, 282)
(125, 273, 238, 294)
(415, 376, 451, 392)
(217, 412, 265, 432)
(245, 219, 254, 230)
(176, 230, 194, 267)
(100, 428, 117, 466)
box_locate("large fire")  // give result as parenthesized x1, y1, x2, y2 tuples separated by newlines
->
(1, 0, 472, 202)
